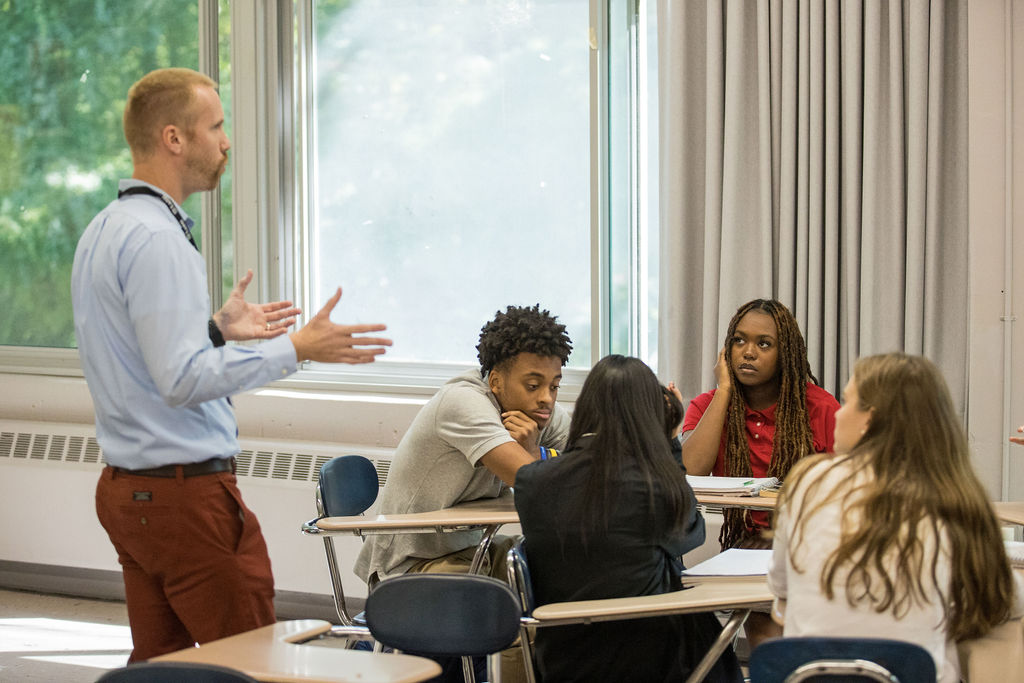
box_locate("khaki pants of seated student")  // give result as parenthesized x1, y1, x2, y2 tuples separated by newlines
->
(406, 535, 526, 683)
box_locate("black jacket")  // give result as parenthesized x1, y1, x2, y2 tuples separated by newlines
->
(514, 436, 742, 683)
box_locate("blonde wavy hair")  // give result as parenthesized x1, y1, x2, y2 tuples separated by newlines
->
(779, 353, 1012, 641)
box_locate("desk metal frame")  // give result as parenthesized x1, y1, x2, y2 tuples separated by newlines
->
(303, 497, 521, 574)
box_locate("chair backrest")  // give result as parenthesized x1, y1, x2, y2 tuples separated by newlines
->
(316, 454, 380, 627)
(365, 573, 521, 657)
(318, 454, 379, 517)
(749, 637, 937, 683)
(96, 661, 259, 683)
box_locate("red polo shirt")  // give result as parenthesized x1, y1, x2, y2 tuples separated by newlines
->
(682, 382, 839, 529)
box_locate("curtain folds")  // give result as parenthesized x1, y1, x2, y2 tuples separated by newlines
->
(659, 0, 968, 411)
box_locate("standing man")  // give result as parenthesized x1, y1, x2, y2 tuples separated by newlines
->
(71, 67, 391, 661)
(355, 304, 572, 586)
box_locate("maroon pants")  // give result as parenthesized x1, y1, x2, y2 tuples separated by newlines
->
(96, 466, 276, 661)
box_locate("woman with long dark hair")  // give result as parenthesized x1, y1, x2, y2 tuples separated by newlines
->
(515, 355, 742, 682)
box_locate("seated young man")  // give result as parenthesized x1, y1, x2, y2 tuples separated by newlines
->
(355, 304, 572, 585)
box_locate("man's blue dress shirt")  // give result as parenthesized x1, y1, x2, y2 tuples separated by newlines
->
(71, 180, 297, 468)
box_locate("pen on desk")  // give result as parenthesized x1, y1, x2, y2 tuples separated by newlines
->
(742, 479, 754, 486)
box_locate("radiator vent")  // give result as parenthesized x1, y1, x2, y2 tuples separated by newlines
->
(0, 421, 393, 487)
(0, 429, 103, 464)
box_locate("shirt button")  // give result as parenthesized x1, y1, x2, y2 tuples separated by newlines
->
(756, 422, 762, 427)
(281, 368, 288, 376)
(754, 434, 759, 439)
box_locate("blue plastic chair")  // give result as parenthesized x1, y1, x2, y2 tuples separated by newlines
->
(750, 636, 937, 682)
(365, 573, 522, 683)
(96, 661, 259, 682)
(316, 454, 380, 627)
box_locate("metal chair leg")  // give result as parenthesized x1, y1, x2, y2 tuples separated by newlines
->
(684, 609, 751, 683)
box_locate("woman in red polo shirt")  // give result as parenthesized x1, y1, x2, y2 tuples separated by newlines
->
(680, 298, 839, 650)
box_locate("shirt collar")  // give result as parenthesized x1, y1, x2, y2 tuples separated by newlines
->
(117, 179, 194, 228)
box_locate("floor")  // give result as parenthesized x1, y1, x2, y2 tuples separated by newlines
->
(0, 588, 132, 682)
(0, 588, 361, 683)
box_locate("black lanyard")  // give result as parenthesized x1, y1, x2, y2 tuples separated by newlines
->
(117, 185, 198, 251)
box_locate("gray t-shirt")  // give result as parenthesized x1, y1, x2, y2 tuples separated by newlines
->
(354, 368, 569, 581)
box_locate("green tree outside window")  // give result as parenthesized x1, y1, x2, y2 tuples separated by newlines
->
(0, 0, 201, 347)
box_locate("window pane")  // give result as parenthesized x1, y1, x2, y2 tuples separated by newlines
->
(312, 0, 591, 367)
(0, 0, 199, 348)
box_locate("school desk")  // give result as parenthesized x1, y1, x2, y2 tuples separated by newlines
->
(152, 619, 441, 683)
(303, 496, 520, 573)
(305, 494, 775, 573)
(994, 501, 1024, 527)
(528, 578, 773, 683)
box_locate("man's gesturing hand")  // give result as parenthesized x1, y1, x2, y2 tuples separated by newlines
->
(289, 287, 391, 363)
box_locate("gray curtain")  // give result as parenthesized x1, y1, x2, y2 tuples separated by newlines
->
(658, 0, 968, 411)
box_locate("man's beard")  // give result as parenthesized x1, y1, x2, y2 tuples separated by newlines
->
(187, 153, 226, 192)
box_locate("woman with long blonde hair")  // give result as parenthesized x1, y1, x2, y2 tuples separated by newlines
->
(768, 353, 1022, 682)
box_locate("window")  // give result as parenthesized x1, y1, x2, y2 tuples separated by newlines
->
(293, 0, 658, 381)
(309, 0, 592, 366)
(0, 0, 658, 387)
(0, 0, 233, 350)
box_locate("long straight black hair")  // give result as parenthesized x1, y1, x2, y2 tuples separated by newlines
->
(568, 355, 692, 538)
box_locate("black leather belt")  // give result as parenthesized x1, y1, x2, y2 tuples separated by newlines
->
(114, 457, 236, 478)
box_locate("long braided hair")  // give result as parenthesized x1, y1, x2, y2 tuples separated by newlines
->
(720, 299, 818, 548)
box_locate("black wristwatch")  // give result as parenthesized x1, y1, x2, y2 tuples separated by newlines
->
(208, 318, 226, 347)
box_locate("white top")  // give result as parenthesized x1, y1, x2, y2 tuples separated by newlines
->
(768, 458, 959, 681)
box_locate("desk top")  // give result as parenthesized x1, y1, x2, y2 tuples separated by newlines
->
(312, 496, 519, 534)
(311, 493, 774, 535)
(530, 579, 773, 626)
(153, 619, 442, 683)
(995, 501, 1024, 526)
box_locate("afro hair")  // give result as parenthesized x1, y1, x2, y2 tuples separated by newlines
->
(476, 304, 572, 376)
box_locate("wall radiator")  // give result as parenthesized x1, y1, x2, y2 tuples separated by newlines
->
(0, 419, 394, 603)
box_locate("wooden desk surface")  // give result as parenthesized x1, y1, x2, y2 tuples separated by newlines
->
(530, 578, 773, 626)
(313, 496, 519, 534)
(312, 494, 774, 535)
(153, 619, 442, 683)
(995, 501, 1024, 526)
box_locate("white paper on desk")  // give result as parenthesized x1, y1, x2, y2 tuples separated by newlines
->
(680, 548, 771, 582)
(686, 475, 779, 496)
